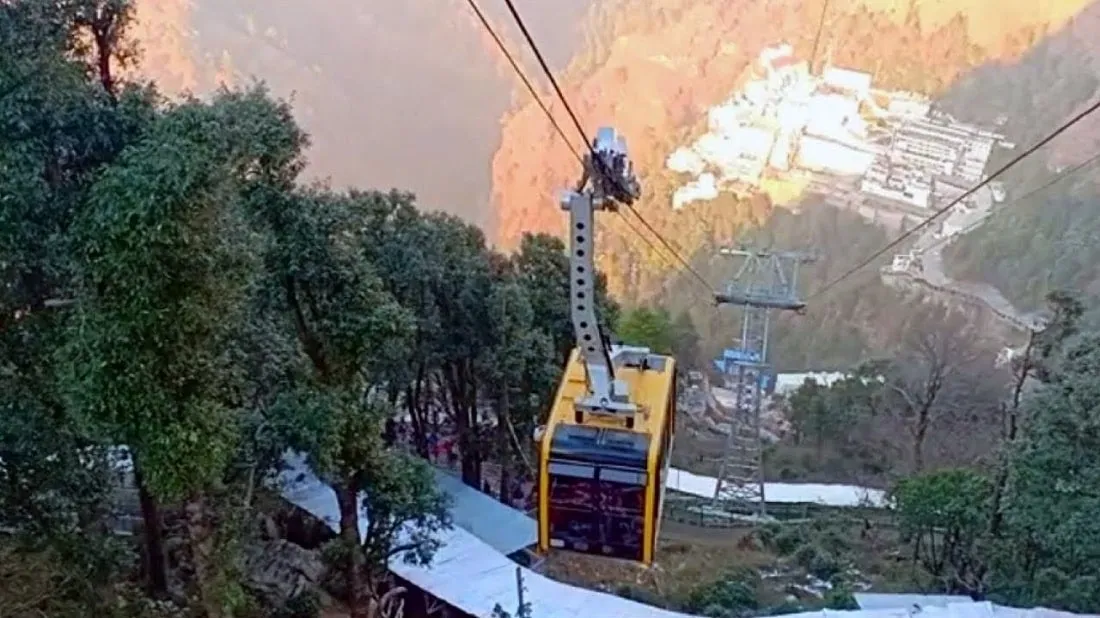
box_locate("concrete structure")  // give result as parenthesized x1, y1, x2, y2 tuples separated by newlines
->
(672, 172, 719, 210)
(887, 97, 932, 118)
(890, 117, 1001, 182)
(805, 93, 861, 141)
(799, 135, 876, 176)
(823, 66, 872, 95)
(770, 129, 794, 170)
(667, 147, 706, 175)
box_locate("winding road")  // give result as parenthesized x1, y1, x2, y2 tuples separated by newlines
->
(898, 187, 1048, 332)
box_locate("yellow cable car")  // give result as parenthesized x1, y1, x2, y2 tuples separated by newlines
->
(535, 127, 678, 566)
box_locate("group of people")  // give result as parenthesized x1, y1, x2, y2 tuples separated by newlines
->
(383, 416, 537, 512)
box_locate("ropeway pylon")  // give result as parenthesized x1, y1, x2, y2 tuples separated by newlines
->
(711, 247, 815, 517)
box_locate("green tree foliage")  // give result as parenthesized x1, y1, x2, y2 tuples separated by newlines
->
(878, 317, 1100, 611)
(0, 0, 158, 612)
(257, 187, 451, 617)
(684, 568, 760, 618)
(63, 89, 284, 614)
(993, 334, 1100, 611)
(618, 306, 676, 353)
(940, 22, 1100, 323)
(3, 4, 636, 614)
(5, 2, 624, 615)
(786, 373, 877, 456)
(616, 304, 701, 366)
(771, 367, 894, 483)
(891, 469, 993, 594)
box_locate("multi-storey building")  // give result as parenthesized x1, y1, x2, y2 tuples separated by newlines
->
(888, 117, 1001, 180)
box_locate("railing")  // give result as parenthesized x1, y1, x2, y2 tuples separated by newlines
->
(662, 494, 891, 529)
(881, 268, 1037, 332)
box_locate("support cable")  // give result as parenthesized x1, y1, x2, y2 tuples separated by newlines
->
(807, 98, 1100, 301)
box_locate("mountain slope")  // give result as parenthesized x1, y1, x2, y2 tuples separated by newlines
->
(129, 0, 590, 228)
(940, 0, 1100, 319)
(489, 0, 1095, 298)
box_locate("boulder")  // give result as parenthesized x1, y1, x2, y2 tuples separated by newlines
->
(241, 539, 327, 608)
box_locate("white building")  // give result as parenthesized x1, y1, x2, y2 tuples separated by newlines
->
(889, 253, 919, 273)
(823, 66, 872, 95)
(708, 102, 742, 134)
(798, 135, 875, 176)
(889, 117, 1000, 181)
(887, 97, 931, 118)
(770, 130, 794, 171)
(805, 93, 860, 141)
(671, 172, 719, 210)
(666, 147, 706, 175)
(862, 178, 932, 209)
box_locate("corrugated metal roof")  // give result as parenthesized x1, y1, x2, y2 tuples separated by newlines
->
(854, 595, 1099, 618)
(279, 456, 1100, 618)
(432, 469, 537, 556)
(855, 594, 975, 610)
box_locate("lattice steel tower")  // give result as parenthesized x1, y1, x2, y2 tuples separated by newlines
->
(711, 247, 815, 517)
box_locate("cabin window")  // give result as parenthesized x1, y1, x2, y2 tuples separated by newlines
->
(547, 464, 599, 551)
(597, 467, 646, 560)
(548, 461, 596, 479)
(599, 467, 646, 485)
(546, 461, 647, 561)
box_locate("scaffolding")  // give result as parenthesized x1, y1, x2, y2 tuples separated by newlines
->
(711, 248, 815, 516)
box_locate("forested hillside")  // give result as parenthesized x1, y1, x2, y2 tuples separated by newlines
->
(489, 0, 1094, 301)
(4, 2, 1100, 617)
(1, 4, 609, 615)
(940, 1, 1100, 322)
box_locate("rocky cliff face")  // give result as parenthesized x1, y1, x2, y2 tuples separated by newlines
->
(488, 0, 1096, 255)
(126, 0, 1098, 265)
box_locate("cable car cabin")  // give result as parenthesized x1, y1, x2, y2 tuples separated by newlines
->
(537, 348, 677, 566)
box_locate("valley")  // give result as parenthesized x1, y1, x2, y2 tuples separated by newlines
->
(5, 1, 1100, 616)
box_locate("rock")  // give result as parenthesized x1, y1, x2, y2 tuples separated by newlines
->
(241, 539, 328, 608)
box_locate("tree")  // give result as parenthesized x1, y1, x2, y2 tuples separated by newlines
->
(891, 469, 992, 595)
(1031, 290, 1085, 382)
(478, 258, 556, 500)
(617, 305, 676, 354)
(63, 91, 280, 615)
(670, 310, 702, 368)
(880, 309, 997, 472)
(1, 0, 163, 602)
(425, 213, 499, 488)
(990, 290, 1084, 536)
(492, 567, 533, 618)
(994, 334, 1100, 611)
(260, 188, 449, 618)
(786, 371, 880, 461)
(512, 233, 619, 365)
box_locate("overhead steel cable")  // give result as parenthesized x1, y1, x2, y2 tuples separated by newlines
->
(806, 98, 1100, 302)
(921, 149, 1100, 255)
(496, 0, 720, 299)
(462, 0, 585, 165)
(462, 0, 707, 285)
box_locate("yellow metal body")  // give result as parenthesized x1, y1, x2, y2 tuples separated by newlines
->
(537, 348, 677, 565)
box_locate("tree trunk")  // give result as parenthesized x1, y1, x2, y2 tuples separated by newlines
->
(337, 480, 368, 618)
(406, 364, 430, 459)
(990, 335, 1034, 537)
(498, 390, 512, 506)
(133, 462, 168, 597)
(444, 363, 481, 488)
(912, 409, 930, 472)
(184, 493, 221, 618)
